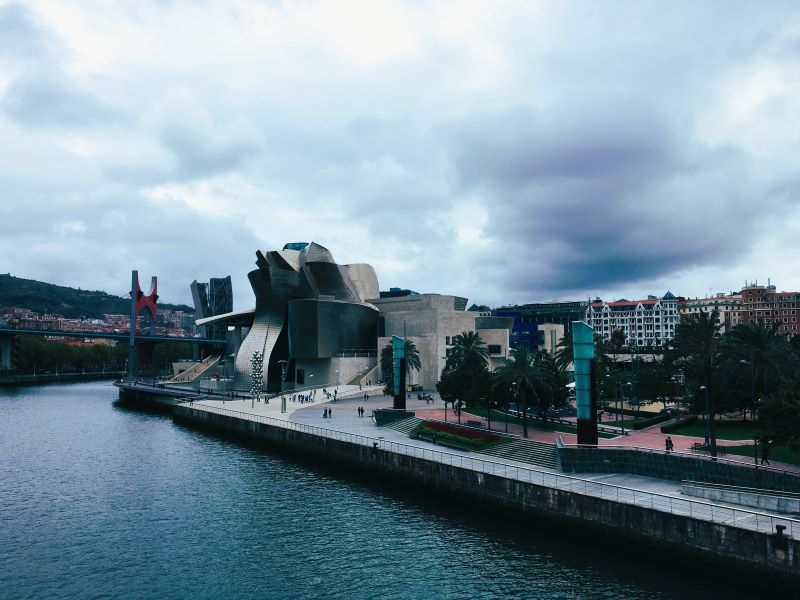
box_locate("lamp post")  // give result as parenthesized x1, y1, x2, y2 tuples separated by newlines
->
(278, 359, 288, 413)
(699, 384, 715, 459)
(740, 358, 758, 465)
(509, 382, 517, 434)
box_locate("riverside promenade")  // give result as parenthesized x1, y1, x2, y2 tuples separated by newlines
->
(170, 385, 800, 577)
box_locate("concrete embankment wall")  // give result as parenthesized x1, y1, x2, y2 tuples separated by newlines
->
(682, 484, 800, 515)
(559, 446, 800, 493)
(174, 406, 799, 577)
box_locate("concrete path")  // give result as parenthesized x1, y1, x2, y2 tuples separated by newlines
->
(189, 388, 800, 474)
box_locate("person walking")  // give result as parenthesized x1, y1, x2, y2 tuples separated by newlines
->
(665, 437, 674, 453)
(761, 439, 770, 465)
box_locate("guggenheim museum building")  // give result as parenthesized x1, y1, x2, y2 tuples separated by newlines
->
(196, 242, 512, 392)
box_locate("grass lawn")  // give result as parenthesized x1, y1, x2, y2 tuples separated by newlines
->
(668, 419, 758, 440)
(464, 408, 616, 439)
(719, 444, 800, 466)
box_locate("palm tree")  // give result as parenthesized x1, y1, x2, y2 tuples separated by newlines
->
(438, 331, 490, 421)
(554, 328, 573, 373)
(380, 339, 421, 395)
(494, 345, 540, 438)
(448, 331, 489, 372)
(668, 310, 722, 456)
(728, 319, 790, 400)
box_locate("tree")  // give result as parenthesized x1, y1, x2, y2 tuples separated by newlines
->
(759, 376, 800, 452)
(492, 345, 562, 438)
(721, 319, 792, 416)
(667, 310, 722, 456)
(437, 331, 490, 420)
(554, 328, 573, 373)
(381, 339, 421, 395)
(448, 331, 490, 373)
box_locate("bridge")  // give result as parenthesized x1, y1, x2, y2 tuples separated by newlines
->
(0, 327, 225, 346)
(0, 269, 229, 377)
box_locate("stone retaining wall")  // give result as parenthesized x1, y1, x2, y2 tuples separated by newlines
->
(559, 446, 800, 493)
(174, 406, 800, 578)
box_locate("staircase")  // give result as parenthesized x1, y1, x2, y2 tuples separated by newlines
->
(383, 417, 559, 470)
(347, 364, 378, 386)
(169, 355, 220, 383)
(383, 416, 423, 435)
(477, 439, 560, 470)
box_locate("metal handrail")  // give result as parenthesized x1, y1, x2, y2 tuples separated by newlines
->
(181, 401, 800, 538)
(560, 442, 800, 477)
(682, 480, 800, 499)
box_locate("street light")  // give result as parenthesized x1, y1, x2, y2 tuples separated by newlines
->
(699, 384, 715, 459)
(509, 382, 517, 434)
(740, 358, 758, 466)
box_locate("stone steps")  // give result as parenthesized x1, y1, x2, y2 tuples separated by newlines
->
(477, 438, 560, 470)
(383, 416, 424, 435)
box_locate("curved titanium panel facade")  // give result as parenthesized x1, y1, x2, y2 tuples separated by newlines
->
(344, 263, 379, 302)
(233, 242, 380, 390)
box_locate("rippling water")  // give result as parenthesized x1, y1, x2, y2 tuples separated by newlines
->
(0, 382, 781, 599)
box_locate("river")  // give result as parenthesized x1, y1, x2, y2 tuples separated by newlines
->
(0, 382, 778, 599)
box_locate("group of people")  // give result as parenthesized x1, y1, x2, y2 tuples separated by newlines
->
(322, 407, 333, 418)
(417, 392, 434, 404)
(357, 406, 367, 418)
(291, 392, 316, 404)
(323, 388, 338, 402)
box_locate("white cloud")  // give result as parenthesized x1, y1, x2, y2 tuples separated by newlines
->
(1, 0, 799, 311)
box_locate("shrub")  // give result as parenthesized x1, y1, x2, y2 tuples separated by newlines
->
(421, 420, 500, 442)
(631, 413, 673, 430)
(660, 415, 698, 433)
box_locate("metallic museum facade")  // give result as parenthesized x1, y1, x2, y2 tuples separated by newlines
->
(205, 242, 380, 391)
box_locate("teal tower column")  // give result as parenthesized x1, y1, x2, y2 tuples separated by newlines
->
(392, 335, 407, 410)
(572, 321, 598, 445)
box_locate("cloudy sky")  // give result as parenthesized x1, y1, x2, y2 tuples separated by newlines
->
(2, 1, 799, 309)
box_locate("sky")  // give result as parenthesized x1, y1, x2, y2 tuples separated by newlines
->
(1, 1, 800, 310)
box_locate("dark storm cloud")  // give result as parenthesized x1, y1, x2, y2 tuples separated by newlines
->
(449, 99, 760, 297)
(453, 102, 678, 185)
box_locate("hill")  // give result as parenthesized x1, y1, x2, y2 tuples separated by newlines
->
(0, 274, 193, 319)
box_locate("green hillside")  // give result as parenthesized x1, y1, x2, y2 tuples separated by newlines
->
(0, 274, 193, 319)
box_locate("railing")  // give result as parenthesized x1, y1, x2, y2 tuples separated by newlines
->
(334, 350, 377, 358)
(181, 401, 800, 538)
(560, 442, 800, 477)
(683, 480, 800, 499)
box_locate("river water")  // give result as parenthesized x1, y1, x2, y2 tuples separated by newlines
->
(0, 382, 780, 599)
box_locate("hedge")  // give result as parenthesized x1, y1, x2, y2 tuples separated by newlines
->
(660, 415, 698, 433)
(631, 413, 673, 430)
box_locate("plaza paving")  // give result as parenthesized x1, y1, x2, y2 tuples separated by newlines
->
(186, 385, 800, 536)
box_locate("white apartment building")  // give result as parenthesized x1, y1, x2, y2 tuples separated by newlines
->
(587, 292, 679, 348)
(678, 293, 741, 333)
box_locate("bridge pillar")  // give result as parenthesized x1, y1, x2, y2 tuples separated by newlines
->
(128, 270, 158, 378)
(0, 334, 14, 372)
